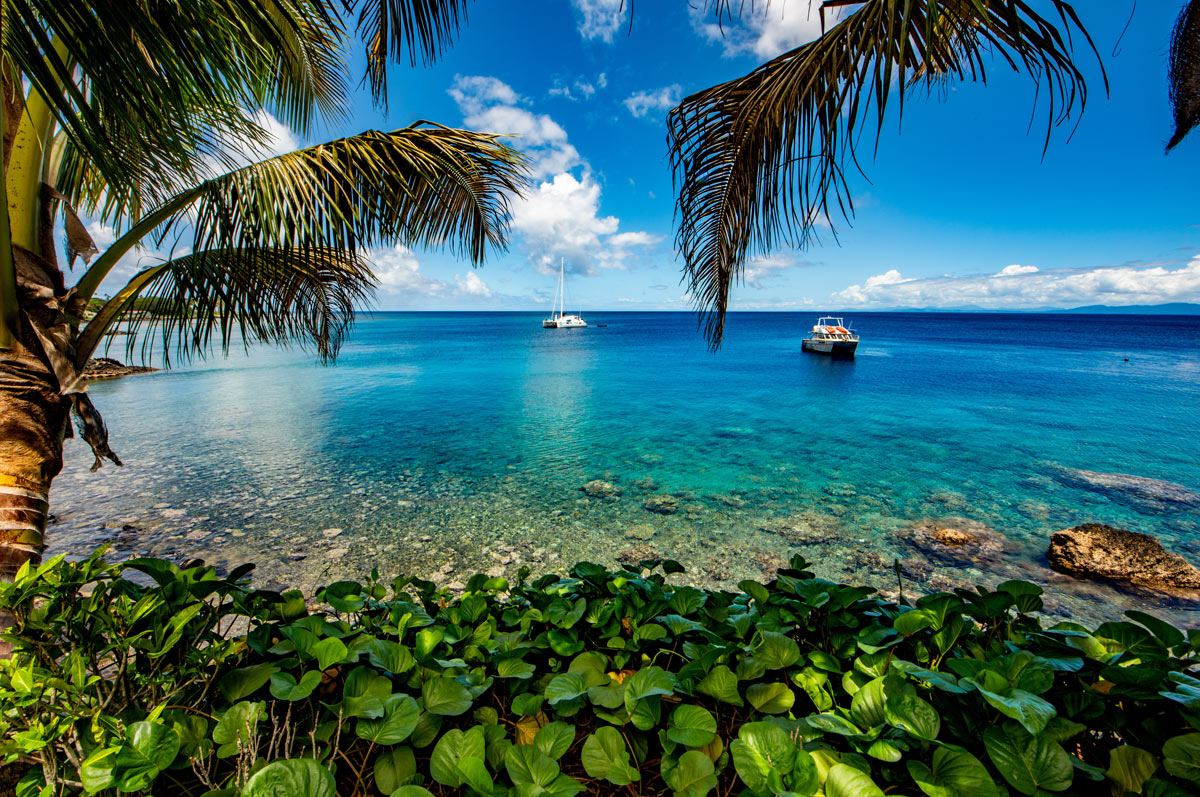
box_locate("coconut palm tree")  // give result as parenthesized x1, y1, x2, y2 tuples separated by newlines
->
(0, 0, 527, 639)
(668, 0, 1101, 347)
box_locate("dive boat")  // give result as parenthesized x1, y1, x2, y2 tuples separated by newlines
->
(802, 317, 858, 356)
(542, 257, 587, 329)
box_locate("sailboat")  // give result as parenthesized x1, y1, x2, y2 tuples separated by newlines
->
(542, 257, 587, 328)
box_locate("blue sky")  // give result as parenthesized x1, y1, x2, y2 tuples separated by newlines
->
(90, 1, 1200, 311)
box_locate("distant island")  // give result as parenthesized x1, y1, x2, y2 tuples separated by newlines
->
(829, 303, 1200, 314)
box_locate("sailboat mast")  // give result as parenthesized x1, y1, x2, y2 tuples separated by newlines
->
(558, 257, 565, 319)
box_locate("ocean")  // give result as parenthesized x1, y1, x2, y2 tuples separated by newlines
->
(48, 311, 1200, 624)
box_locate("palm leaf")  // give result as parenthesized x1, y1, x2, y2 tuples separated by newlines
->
(1169, 0, 1200, 150)
(355, 0, 471, 100)
(74, 123, 527, 363)
(668, 0, 1098, 348)
(82, 247, 374, 367)
(9, 0, 350, 220)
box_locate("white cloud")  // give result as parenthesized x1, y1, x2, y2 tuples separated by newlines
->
(833, 257, 1200, 309)
(742, 253, 813, 288)
(571, 0, 627, 42)
(624, 85, 681, 118)
(608, 231, 660, 247)
(450, 75, 580, 178)
(450, 74, 657, 278)
(455, 271, 492, 297)
(692, 0, 844, 59)
(997, 264, 1039, 276)
(447, 75, 520, 115)
(369, 244, 447, 297)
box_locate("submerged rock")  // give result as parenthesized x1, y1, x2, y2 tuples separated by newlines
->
(642, 495, 678, 515)
(1048, 465, 1200, 514)
(897, 518, 1006, 565)
(1046, 523, 1200, 593)
(617, 544, 663, 567)
(581, 480, 621, 499)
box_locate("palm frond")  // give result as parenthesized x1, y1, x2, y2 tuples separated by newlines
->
(8, 0, 350, 220)
(74, 123, 528, 303)
(668, 0, 1098, 348)
(355, 0, 471, 101)
(1169, 0, 1200, 150)
(81, 247, 375, 368)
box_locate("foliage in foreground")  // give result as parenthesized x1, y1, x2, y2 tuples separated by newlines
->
(2, 549, 1200, 797)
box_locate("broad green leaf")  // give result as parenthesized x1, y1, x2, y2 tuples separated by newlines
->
(746, 682, 794, 714)
(973, 684, 1056, 736)
(756, 632, 801, 669)
(885, 693, 941, 741)
(1107, 746, 1159, 795)
(730, 722, 797, 795)
(457, 757, 493, 794)
(697, 665, 742, 706)
(219, 663, 278, 702)
(356, 695, 419, 744)
(240, 758, 335, 797)
(535, 722, 576, 760)
(546, 672, 589, 705)
(668, 704, 718, 748)
(850, 676, 889, 728)
(513, 693, 546, 715)
(983, 724, 1073, 795)
(664, 750, 717, 797)
(367, 639, 416, 674)
(568, 651, 610, 688)
(506, 743, 561, 788)
(421, 676, 473, 716)
(312, 637, 350, 671)
(1163, 734, 1200, 783)
(431, 727, 485, 787)
(497, 657, 537, 679)
(907, 748, 1000, 797)
(581, 726, 639, 785)
(213, 702, 265, 757)
(825, 764, 885, 797)
(269, 670, 322, 702)
(895, 609, 936, 636)
(79, 746, 118, 793)
(389, 788, 435, 797)
(374, 747, 416, 795)
(624, 666, 676, 712)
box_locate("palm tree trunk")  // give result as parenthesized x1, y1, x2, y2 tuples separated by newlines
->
(0, 353, 69, 654)
(0, 242, 74, 655)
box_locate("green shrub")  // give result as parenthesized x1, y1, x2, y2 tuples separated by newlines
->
(2, 547, 1199, 796)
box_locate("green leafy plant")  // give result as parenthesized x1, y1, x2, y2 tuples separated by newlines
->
(3, 547, 1200, 796)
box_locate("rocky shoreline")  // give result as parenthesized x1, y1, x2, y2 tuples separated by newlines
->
(46, 456, 1200, 628)
(81, 357, 157, 380)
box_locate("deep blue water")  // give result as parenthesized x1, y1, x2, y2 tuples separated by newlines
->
(50, 312, 1200, 623)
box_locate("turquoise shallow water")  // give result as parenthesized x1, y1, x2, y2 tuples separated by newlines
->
(49, 312, 1200, 624)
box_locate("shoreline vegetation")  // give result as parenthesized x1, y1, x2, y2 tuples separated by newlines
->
(2, 548, 1199, 796)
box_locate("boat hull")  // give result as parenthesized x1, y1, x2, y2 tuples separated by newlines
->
(543, 317, 587, 328)
(802, 338, 858, 356)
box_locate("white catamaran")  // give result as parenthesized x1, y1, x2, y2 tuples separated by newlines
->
(542, 257, 587, 329)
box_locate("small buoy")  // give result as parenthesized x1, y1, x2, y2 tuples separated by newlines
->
(1124, 358, 1129, 362)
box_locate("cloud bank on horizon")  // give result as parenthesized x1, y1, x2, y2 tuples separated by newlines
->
(833, 259, 1200, 309)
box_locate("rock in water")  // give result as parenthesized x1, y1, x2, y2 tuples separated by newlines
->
(897, 518, 1006, 565)
(642, 495, 678, 515)
(1047, 523, 1200, 593)
(580, 480, 621, 499)
(1048, 465, 1200, 514)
